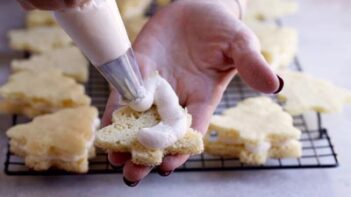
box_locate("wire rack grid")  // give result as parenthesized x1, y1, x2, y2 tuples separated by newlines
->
(3, 0, 338, 175)
(3, 56, 338, 175)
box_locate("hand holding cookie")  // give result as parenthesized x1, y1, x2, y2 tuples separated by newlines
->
(103, 0, 283, 186)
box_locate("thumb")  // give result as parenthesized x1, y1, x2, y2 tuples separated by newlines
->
(101, 90, 121, 127)
(230, 23, 283, 94)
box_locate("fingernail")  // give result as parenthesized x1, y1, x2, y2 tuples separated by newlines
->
(123, 177, 139, 187)
(157, 169, 173, 177)
(110, 163, 122, 169)
(274, 75, 284, 94)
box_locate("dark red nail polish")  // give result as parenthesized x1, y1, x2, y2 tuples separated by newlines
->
(110, 163, 122, 169)
(274, 75, 284, 94)
(157, 169, 173, 177)
(123, 177, 139, 187)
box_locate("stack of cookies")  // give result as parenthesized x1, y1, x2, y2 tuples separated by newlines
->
(205, 97, 302, 165)
(1, 10, 99, 173)
(244, 0, 299, 71)
(204, 0, 351, 164)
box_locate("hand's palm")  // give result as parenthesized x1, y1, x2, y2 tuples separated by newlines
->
(133, 0, 278, 132)
(105, 0, 281, 184)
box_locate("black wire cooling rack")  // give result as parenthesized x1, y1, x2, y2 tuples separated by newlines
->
(3, 1, 338, 175)
(3, 56, 339, 176)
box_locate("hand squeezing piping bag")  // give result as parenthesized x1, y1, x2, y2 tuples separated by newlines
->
(53, 0, 145, 102)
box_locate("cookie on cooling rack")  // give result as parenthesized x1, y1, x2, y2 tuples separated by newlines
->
(95, 106, 203, 166)
(26, 10, 58, 28)
(245, 19, 298, 70)
(156, 0, 172, 7)
(277, 70, 351, 116)
(124, 15, 149, 42)
(11, 46, 89, 83)
(6, 106, 99, 173)
(0, 70, 91, 117)
(8, 27, 72, 53)
(205, 97, 302, 165)
(245, 0, 298, 20)
(117, 0, 153, 19)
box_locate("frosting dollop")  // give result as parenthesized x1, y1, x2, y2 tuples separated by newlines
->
(128, 72, 187, 149)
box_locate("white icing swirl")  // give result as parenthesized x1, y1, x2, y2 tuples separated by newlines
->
(128, 72, 187, 149)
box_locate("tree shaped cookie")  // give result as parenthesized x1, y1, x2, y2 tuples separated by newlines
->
(95, 106, 204, 166)
(11, 46, 89, 83)
(278, 70, 351, 115)
(245, 19, 298, 70)
(117, 0, 152, 19)
(246, 0, 298, 20)
(6, 106, 99, 173)
(206, 97, 301, 165)
(8, 27, 72, 53)
(0, 70, 91, 117)
(26, 10, 58, 28)
(124, 15, 149, 42)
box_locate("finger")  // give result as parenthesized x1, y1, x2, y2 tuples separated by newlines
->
(186, 102, 216, 134)
(230, 23, 281, 94)
(101, 90, 120, 127)
(157, 154, 189, 175)
(108, 151, 131, 167)
(123, 160, 152, 182)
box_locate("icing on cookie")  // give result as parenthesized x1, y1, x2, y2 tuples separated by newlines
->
(128, 72, 187, 149)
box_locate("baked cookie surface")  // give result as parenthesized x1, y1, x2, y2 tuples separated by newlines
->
(124, 15, 149, 42)
(6, 106, 99, 173)
(95, 106, 203, 166)
(0, 71, 91, 117)
(246, 20, 298, 70)
(206, 97, 301, 165)
(26, 10, 58, 28)
(278, 70, 351, 115)
(11, 46, 89, 83)
(8, 27, 72, 53)
(246, 0, 298, 20)
(116, 0, 153, 19)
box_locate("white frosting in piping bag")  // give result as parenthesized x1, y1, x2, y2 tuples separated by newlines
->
(54, 0, 130, 66)
(129, 72, 188, 149)
(54, 0, 186, 149)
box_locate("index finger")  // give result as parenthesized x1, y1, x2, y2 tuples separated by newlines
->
(102, 90, 121, 127)
(229, 22, 282, 94)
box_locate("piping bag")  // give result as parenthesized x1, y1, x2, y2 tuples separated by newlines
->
(53, 0, 145, 102)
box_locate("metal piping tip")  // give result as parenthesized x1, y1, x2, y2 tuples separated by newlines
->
(96, 48, 145, 102)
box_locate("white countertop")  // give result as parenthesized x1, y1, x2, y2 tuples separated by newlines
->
(0, 0, 350, 196)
